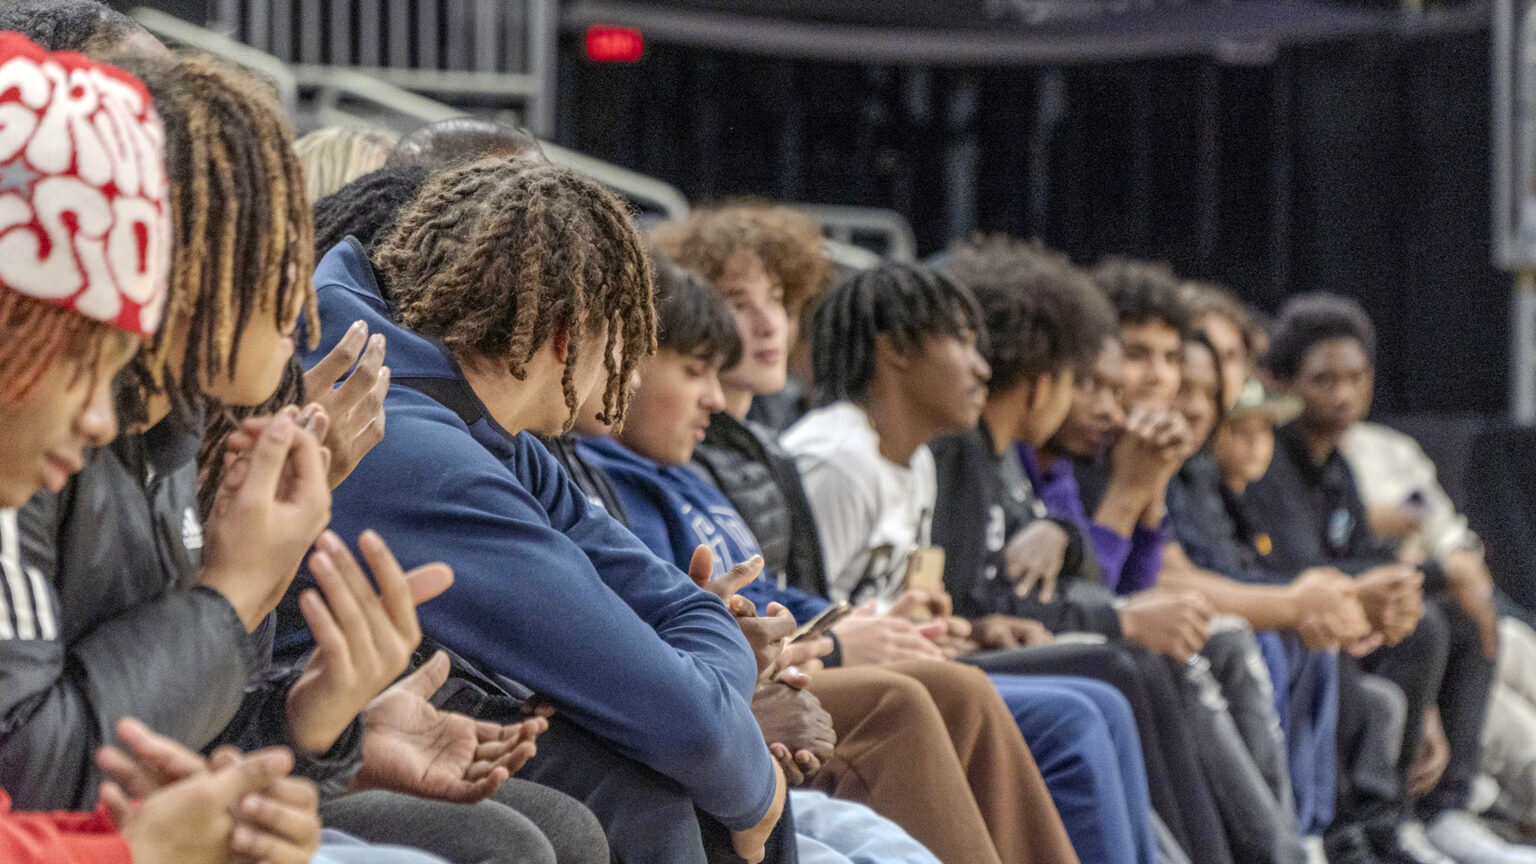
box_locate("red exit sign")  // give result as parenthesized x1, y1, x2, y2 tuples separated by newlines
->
(585, 25, 643, 63)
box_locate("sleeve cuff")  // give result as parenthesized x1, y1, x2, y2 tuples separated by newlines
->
(271, 691, 366, 800)
(823, 632, 844, 669)
(190, 586, 260, 681)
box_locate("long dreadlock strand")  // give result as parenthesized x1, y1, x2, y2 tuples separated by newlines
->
(0, 291, 111, 402)
(109, 51, 314, 420)
(377, 159, 656, 431)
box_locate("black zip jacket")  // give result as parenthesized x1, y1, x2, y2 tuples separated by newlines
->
(4, 416, 361, 810)
(930, 422, 1120, 637)
(692, 412, 828, 599)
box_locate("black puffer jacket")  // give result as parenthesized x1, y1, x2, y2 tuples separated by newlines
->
(692, 413, 827, 599)
(5, 416, 362, 809)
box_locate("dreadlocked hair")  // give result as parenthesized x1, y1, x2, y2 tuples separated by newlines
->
(196, 356, 304, 520)
(108, 51, 317, 421)
(941, 234, 1115, 393)
(0, 291, 117, 402)
(312, 164, 429, 265)
(375, 159, 656, 431)
(810, 260, 986, 405)
(650, 201, 832, 315)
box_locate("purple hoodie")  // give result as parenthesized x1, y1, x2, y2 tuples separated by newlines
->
(1018, 445, 1166, 595)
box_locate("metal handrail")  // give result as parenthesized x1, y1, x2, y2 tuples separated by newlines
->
(791, 203, 918, 262)
(135, 7, 691, 221)
(132, 7, 299, 116)
(822, 239, 882, 270)
(541, 143, 691, 220)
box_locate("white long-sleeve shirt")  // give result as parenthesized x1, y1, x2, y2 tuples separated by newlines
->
(1339, 421, 1479, 563)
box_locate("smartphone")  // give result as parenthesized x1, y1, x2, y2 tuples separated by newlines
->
(791, 601, 853, 643)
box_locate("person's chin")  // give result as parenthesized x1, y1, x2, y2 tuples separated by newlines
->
(2, 473, 39, 506)
(737, 365, 787, 397)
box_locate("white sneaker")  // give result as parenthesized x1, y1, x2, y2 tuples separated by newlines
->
(1304, 835, 1328, 864)
(1398, 821, 1456, 864)
(1426, 811, 1536, 864)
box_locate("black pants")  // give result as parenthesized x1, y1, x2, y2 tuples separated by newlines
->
(964, 641, 1236, 864)
(1333, 654, 1407, 838)
(1361, 592, 1496, 820)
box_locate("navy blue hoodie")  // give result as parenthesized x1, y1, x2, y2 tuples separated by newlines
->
(577, 436, 829, 627)
(285, 239, 776, 831)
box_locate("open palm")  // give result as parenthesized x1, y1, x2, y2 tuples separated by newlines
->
(355, 652, 546, 803)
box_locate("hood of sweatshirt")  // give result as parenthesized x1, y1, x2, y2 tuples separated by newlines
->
(304, 237, 519, 461)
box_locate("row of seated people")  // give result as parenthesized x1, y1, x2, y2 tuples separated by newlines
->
(2, 3, 1535, 864)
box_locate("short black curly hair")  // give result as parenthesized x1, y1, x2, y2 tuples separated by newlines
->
(941, 235, 1115, 394)
(810, 261, 986, 404)
(1264, 292, 1376, 381)
(1091, 256, 1191, 334)
(0, 0, 143, 52)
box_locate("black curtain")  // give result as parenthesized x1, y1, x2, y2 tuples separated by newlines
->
(565, 27, 1509, 415)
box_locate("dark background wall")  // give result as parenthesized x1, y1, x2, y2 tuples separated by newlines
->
(564, 28, 1510, 418)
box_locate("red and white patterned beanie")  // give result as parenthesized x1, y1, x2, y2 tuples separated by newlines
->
(0, 31, 170, 338)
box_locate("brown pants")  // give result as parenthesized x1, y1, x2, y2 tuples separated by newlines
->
(806, 660, 1079, 864)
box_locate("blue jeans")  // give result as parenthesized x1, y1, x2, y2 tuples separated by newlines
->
(1258, 630, 1339, 835)
(790, 790, 941, 864)
(988, 673, 1157, 864)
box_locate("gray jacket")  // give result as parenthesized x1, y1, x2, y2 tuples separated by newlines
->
(1, 418, 361, 810)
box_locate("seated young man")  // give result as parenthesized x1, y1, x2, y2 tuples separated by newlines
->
(1200, 376, 1426, 864)
(927, 237, 1308, 864)
(774, 260, 1160, 864)
(1245, 294, 1529, 864)
(1031, 258, 1193, 595)
(575, 257, 1080, 864)
(1341, 419, 1536, 837)
(287, 158, 789, 864)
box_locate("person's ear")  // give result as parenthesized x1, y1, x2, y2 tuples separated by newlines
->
(550, 327, 572, 364)
(874, 334, 910, 371)
(1024, 374, 1055, 414)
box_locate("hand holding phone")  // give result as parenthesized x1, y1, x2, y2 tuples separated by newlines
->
(791, 601, 853, 644)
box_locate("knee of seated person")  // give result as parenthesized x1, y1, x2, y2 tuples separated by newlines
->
(1357, 676, 1408, 732)
(899, 657, 995, 704)
(866, 668, 947, 727)
(1400, 598, 1451, 655)
(1094, 644, 1147, 693)
(1029, 685, 1115, 734)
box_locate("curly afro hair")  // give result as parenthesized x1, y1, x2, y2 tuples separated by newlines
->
(1091, 256, 1191, 334)
(941, 235, 1116, 394)
(650, 201, 832, 316)
(1264, 292, 1376, 381)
